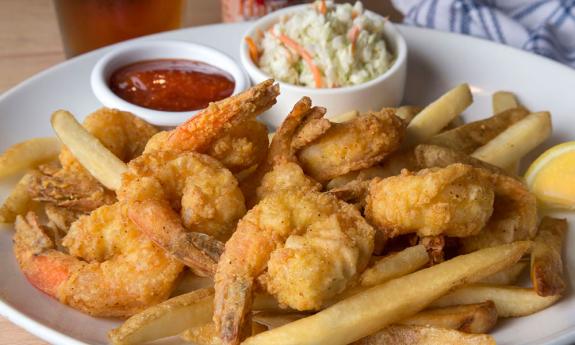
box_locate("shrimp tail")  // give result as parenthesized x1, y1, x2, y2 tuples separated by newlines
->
(13, 212, 74, 297)
(166, 79, 280, 153)
(241, 97, 325, 205)
(128, 200, 224, 277)
(214, 276, 254, 345)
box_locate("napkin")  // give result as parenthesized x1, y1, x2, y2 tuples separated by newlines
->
(391, 0, 575, 67)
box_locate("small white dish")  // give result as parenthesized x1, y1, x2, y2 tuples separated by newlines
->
(240, 4, 408, 127)
(91, 40, 249, 127)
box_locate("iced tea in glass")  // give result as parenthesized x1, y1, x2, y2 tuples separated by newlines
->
(54, 0, 184, 57)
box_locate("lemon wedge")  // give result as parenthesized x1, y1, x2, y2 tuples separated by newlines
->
(525, 141, 575, 209)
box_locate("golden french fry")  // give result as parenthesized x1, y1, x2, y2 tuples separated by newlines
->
(0, 137, 60, 179)
(414, 144, 515, 178)
(360, 245, 429, 287)
(51, 110, 127, 190)
(400, 302, 498, 334)
(431, 284, 561, 317)
(253, 312, 310, 329)
(109, 288, 279, 345)
(493, 92, 524, 172)
(171, 271, 213, 296)
(242, 241, 531, 345)
(0, 173, 38, 223)
(330, 110, 359, 123)
(405, 84, 472, 146)
(181, 322, 221, 345)
(427, 107, 529, 154)
(471, 112, 552, 169)
(478, 261, 528, 285)
(531, 217, 567, 296)
(394, 106, 423, 124)
(181, 321, 267, 345)
(352, 325, 495, 345)
(108, 288, 215, 345)
(493, 91, 519, 114)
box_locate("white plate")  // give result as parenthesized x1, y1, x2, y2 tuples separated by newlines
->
(0, 23, 574, 345)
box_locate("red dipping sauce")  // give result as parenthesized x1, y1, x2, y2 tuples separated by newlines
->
(109, 59, 235, 112)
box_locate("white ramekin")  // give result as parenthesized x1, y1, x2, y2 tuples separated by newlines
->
(91, 40, 249, 127)
(240, 4, 408, 128)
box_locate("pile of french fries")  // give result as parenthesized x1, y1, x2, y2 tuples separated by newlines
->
(0, 84, 567, 345)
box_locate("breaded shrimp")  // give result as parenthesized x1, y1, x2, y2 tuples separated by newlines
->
(28, 108, 158, 214)
(240, 97, 325, 205)
(460, 171, 537, 252)
(206, 119, 269, 173)
(118, 151, 245, 276)
(13, 205, 182, 317)
(297, 109, 405, 182)
(148, 80, 279, 153)
(214, 186, 375, 345)
(213, 99, 375, 345)
(365, 164, 495, 238)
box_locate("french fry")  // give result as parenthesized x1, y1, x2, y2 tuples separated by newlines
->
(108, 288, 215, 345)
(181, 321, 267, 345)
(431, 284, 561, 317)
(181, 322, 221, 345)
(531, 217, 567, 296)
(0, 137, 60, 179)
(414, 144, 515, 178)
(109, 288, 280, 345)
(352, 325, 495, 345)
(242, 241, 531, 345)
(394, 105, 422, 124)
(471, 112, 552, 169)
(51, 110, 127, 190)
(493, 91, 519, 114)
(404, 84, 472, 146)
(0, 173, 38, 223)
(171, 271, 213, 296)
(492, 92, 524, 173)
(253, 312, 310, 330)
(360, 244, 429, 287)
(426, 107, 529, 154)
(400, 302, 498, 334)
(478, 261, 528, 285)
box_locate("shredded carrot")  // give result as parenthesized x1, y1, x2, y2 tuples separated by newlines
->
(245, 36, 260, 64)
(276, 33, 324, 88)
(318, 0, 327, 15)
(348, 25, 361, 56)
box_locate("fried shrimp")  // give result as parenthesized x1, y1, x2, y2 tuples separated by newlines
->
(240, 97, 325, 205)
(143, 81, 277, 173)
(213, 99, 375, 345)
(119, 151, 245, 276)
(147, 80, 279, 154)
(206, 119, 269, 173)
(460, 171, 537, 252)
(13, 205, 182, 317)
(297, 109, 405, 182)
(366, 164, 495, 238)
(28, 108, 158, 213)
(214, 186, 375, 345)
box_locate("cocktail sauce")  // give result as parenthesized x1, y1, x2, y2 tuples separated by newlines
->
(109, 59, 235, 112)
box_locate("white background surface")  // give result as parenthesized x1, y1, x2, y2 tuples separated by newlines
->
(0, 22, 574, 345)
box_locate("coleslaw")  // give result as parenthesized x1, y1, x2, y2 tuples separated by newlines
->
(251, 1, 394, 88)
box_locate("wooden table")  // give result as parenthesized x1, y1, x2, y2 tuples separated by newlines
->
(0, 1, 400, 343)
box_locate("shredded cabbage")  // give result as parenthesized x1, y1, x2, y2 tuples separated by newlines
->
(258, 1, 393, 88)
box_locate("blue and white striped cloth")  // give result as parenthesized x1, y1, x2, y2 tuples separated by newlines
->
(391, 0, 575, 67)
